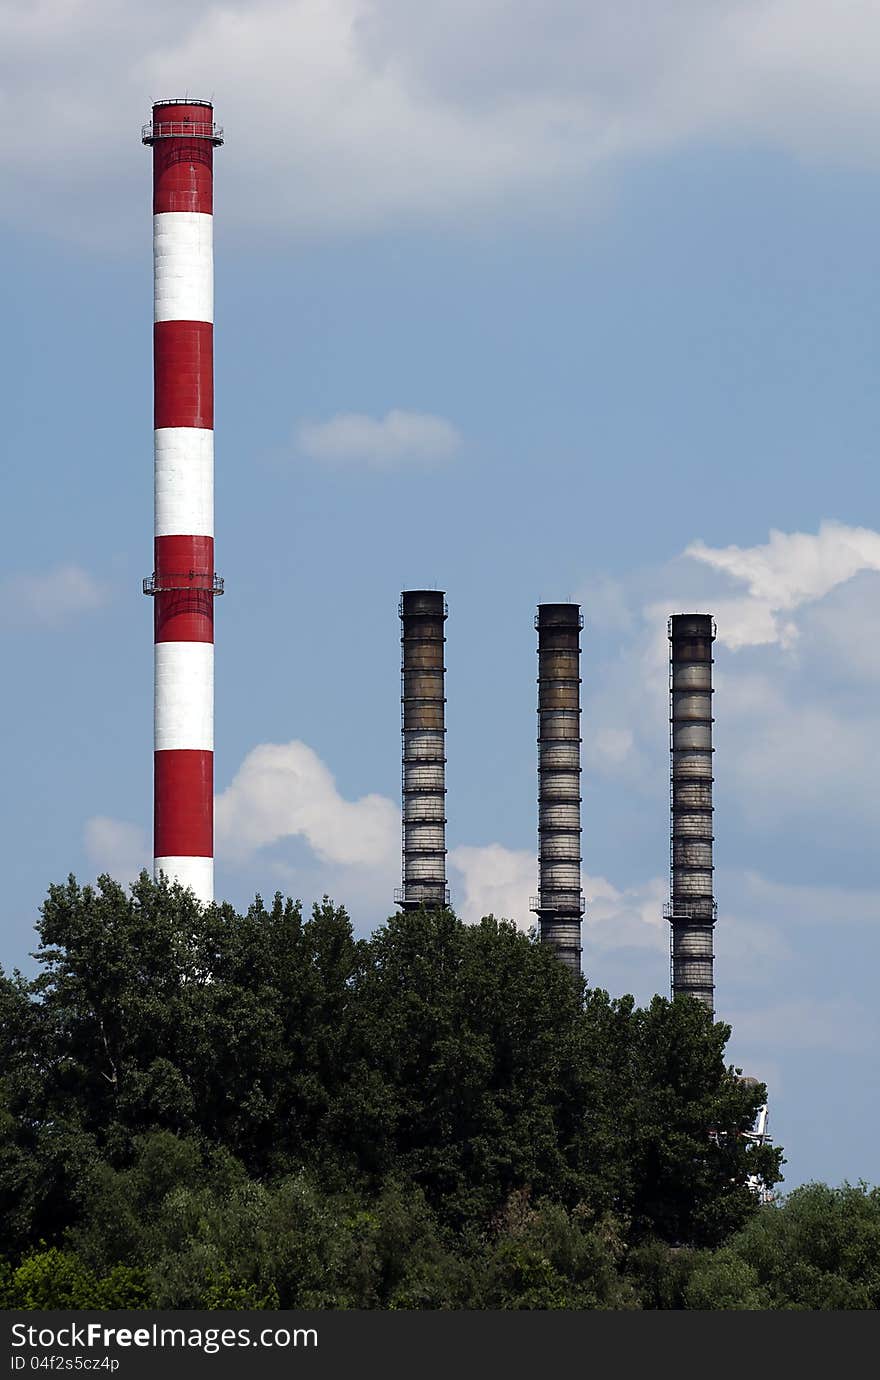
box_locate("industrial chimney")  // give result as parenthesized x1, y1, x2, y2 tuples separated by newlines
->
(142, 101, 223, 905)
(396, 591, 449, 910)
(665, 613, 716, 1010)
(530, 604, 584, 974)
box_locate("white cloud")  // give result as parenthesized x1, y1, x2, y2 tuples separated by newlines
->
(215, 739, 399, 868)
(0, 563, 106, 627)
(449, 844, 536, 929)
(585, 872, 668, 952)
(582, 522, 880, 867)
(214, 750, 666, 953)
(6, 2, 880, 242)
(84, 816, 149, 883)
(297, 410, 461, 467)
(449, 841, 666, 951)
(212, 749, 661, 957)
(684, 521, 880, 650)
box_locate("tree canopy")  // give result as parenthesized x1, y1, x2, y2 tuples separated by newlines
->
(0, 873, 830, 1309)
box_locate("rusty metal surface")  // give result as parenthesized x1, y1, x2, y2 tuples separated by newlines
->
(667, 613, 716, 1011)
(532, 603, 584, 975)
(399, 592, 448, 910)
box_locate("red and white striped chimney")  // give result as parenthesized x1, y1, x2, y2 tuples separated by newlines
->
(143, 100, 223, 905)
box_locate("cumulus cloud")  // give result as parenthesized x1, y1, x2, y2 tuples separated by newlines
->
(5, 2, 880, 242)
(585, 872, 668, 952)
(84, 817, 149, 883)
(297, 410, 461, 467)
(215, 739, 399, 868)
(670, 525, 880, 827)
(582, 521, 880, 871)
(684, 522, 880, 650)
(449, 842, 666, 951)
(449, 844, 536, 929)
(214, 751, 667, 958)
(0, 563, 107, 627)
(209, 751, 664, 966)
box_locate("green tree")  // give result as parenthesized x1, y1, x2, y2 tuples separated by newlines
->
(683, 1247, 768, 1309)
(345, 910, 590, 1226)
(476, 1192, 637, 1309)
(0, 874, 785, 1297)
(622, 996, 782, 1246)
(624, 1239, 696, 1309)
(726, 1183, 880, 1309)
(3, 1247, 147, 1310)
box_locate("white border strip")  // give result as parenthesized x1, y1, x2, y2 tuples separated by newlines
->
(155, 427, 214, 537)
(154, 212, 213, 324)
(154, 855, 213, 904)
(155, 642, 214, 751)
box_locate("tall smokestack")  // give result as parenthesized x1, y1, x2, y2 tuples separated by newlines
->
(142, 101, 223, 905)
(665, 613, 716, 1011)
(396, 591, 448, 910)
(530, 604, 584, 974)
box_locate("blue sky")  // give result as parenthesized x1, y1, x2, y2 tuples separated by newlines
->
(2, 0, 880, 1192)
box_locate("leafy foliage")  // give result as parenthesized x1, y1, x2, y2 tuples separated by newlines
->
(702, 1182, 880, 1309)
(0, 873, 816, 1309)
(0, 1247, 147, 1310)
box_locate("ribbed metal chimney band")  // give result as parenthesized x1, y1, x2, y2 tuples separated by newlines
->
(397, 591, 449, 909)
(530, 603, 584, 974)
(666, 613, 716, 1011)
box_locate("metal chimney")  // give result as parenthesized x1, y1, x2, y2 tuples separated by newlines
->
(665, 613, 716, 1011)
(396, 591, 449, 910)
(530, 604, 584, 974)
